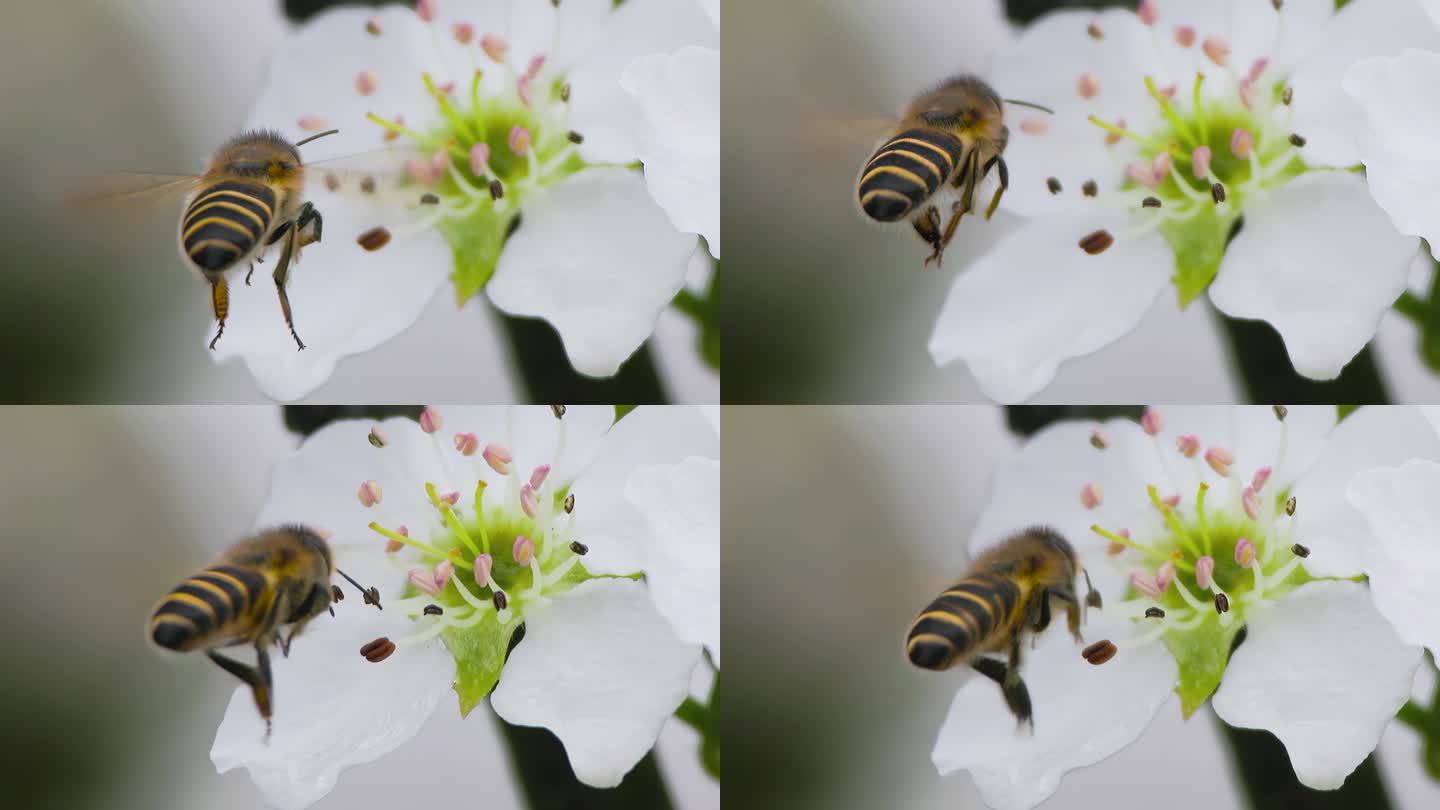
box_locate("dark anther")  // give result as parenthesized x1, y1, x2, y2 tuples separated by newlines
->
(560, 83, 571, 102)
(1282, 86, 1294, 105)
(357, 226, 392, 252)
(1087, 22, 1104, 39)
(1291, 543, 1310, 558)
(1285, 496, 1297, 516)
(1082, 179, 1099, 197)
(1289, 133, 1307, 147)
(324, 174, 340, 192)
(551, 404, 567, 419)
(567, 131, 584, 144)
(570, 540, 589, 556)
(1082, 639, 1117, 665)
(1214, 593, 1230, 614)
(419, 193, 440, 205)
(331, 585, 344, 602)
(493, 591, 509, 611)
(423, 604, 443, 616)
(1142, 196, 1162, 208)
(1145, 607, 1165, 619)
(1212, 182, 1227, 204)
(369, 429, 386, 448)
(1046, 177, 1062, 194)
(361, 176, 377, 194)
(1272, 0, 1283, 10)
(336, 569, 383, 610)
(1273, 404, 1288, 421)
(564, 493, 575, 514)
(360, 636, 396, 662)
(1090, 433, 1107, 450)
(1079, 230, 1115, 255)
(489, 179, 505, 200)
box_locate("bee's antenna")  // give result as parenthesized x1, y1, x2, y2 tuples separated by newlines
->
(295, 128, 341, 147)
(336, 567, 383, 610)
(1081, 568, 1102, 610)
(1003, 99, 1055, 115)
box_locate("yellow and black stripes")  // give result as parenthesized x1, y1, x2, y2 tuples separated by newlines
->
(906, 575, 1022, 670)
(181, 180, 277, 273)
(150, 564, 267, 651)
(858, 128, 966, 222)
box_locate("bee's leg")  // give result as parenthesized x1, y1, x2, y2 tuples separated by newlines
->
(207, 276, 229, 350)
(206, 650, 273, 738)
(1049, 586, 1086, 642)
(913, 205, 944, 265)
(971, 647, 1034, 730)
(270, 227, 306, 351)
(982, 156, 1009, 221)
(1024, 587, 1052, 634)
(294, 202, 323, 249)
(926, 150, 982, 267)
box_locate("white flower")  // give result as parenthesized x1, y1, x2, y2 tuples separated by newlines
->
(931, 406, 1424, 809)
(1343, 2, 1440, 260)
(210, 405, 718, 808)
(1345, 406, 1440, 659)
(217, 1, 718, 399)
(929, 1, 1427, 403)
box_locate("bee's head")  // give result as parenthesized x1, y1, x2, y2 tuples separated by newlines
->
(211, 129, 305, 184)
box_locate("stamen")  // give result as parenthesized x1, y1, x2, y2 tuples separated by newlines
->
(567, 131, 585, 144)
(424, 604, 444, 616)
(1251, 466, 1271, 493)
(298, 116, 328, 132)
(1191, 146, 1212, 179)
(1234, 537, 1255, 567)
(1202, 37, 1230, 67)
(452, 22, 474, 44)
(489, 179, 505, 200)
(481, 34, 508, 63)
(1176, 434, 1199, 457)
(1079, 230, 1115, 255)
(1087, 20, 1104, 39)
(1204, 446, 1233, 476)
(520, 484, 538, 517)
(357, 480, 382, 507)
(1174, 25, 1195, 47)
(1137, 0, 1157, 25)
(355, 71, 378, 96)
(1145, 607, 1165, 619)
(409, 568, 441, 595)
(563, 493, 575, 513)
(434, 559, 455, 590)
(1141, 197, 1162, 209)
(570, 540, 588, 555)
(419, 406, 441, 434)
(369, 521, 465, 564)
(1211, 183, 1226, 204)
(473, 553, 494, 587)
(469, 143, 491, 175)
(415, 0, 436, 22)
(1130, 571, 1163, 599)
(1289, 133, 1307, 148)
(483, 443, 513, 474)
(1090, 429, 1108, 449)
(509, 125, 532, 155)
(1047, 177, 1063, 195)
(513, 535, 535, 565)
(360, 637, 396, 662)
(420, 193, 440, 205)
(368, 425, 387, 448)
(1242, 487, 1260, 520)
(1230, 128, 1253, 159)
(1284, 496, 1296, 516)
(1214, 592, 1230, 614)
(1077, 73, 1100, 99)
(1291, 543, 1310, 558)
(1273, 405, 1288, 421)
(529, 465, 551, 489)
(1020, 117, 1049, 136)
(1083, 639, 1118, 665)
(1080, 483, 1103, 509)
(1082, 180, 1099, 197)
(1194, 555, 1215, 589)
(492, 591, 509, 611)
(1141, 407, 1162, 436)
(454, 432, 480, 456)
(365, 17, 382, 36)
(331, 585, 344, 602)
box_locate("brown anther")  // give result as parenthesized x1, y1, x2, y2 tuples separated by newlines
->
(1288, 133, 1307, 148)
(361, 176, 377, 194)
(493, 591, 509, 610)
(1282, 86, 1294, 105)
(331, 584, 344, 602)
(563, 493, 575, 514)
(362, 586, 383, 610)
(419, 192, 440, 205)
(1285, 496, 1297, 516)
(1142, 196, 1162, 208)
(1082, 639, 1118, 665)
(360, 636, 396, 662)
(570, 540, 589, 555)
(423, 604, 443, 616)
(1211, 182, 1227, 204)
(1145, 606, 1165, 619)
(551, 404, 567, 419)
(567, 131, 584, 144)
(1291, 543, 1310, 558)
(1214, 593, 1230, 614)
(489, 179, 505, 199)
(1273, 404, 1288, 421)
(1090, 432, 1107, 450)
(1046, 177, 1062, 194)
(1272, 0, 1283, 10)
(559, 83, 571, 102)
(357, 226, 392, 252)
(1082, 179, 1099, 197)
(324, 174, 340, 192)
(1087, 21, 1104, 39)
(1079, 230, 1115, 255)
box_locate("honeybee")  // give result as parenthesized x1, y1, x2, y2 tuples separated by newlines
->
(75, 128, 344, 351)
(856, 75, 1050, 267)
(148, 525, 380, 735)
(905, 526, 1100, 728)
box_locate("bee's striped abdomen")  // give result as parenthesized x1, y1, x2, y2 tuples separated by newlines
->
(906, 575, 1021, 670)
(149, 564, 267, 651)
(858, 128, 965, 222)
(181, 180, 277, 273)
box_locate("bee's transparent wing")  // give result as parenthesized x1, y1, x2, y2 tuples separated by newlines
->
(61, 171, 200, 210)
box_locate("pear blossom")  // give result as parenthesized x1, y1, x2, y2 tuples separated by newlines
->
(1346, 406, 1440, 659)
(210, 405, 718, 808)
(1343, 2, 1440, 261)
(932, 406, 1425, 809)
(216, 1, 719, 399)
(929, 0, 1430, 403)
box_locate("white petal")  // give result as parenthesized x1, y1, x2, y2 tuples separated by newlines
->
(1213, 580, 1422, 790)
(490, 578, 701, 787)
(1347, 459, 1440, 657)
(621, 46, 720, 258)
(210, 190, 452, 401)
(932, 613, 1176, 810)
(1209, 172, 1416, 380)
(1291, 406, 1440, 577)
(487, 168, 696, 377)
(210, 600, 454, 810)
(452, 404, 616, 487)
(928, 215, 1170, 404)
(625, 456, 720, 664)
(697, 0, 719, 28)
(1426, 0, 1440, 29)
(566, 0, 717, 164)
(1287, 0, 1440, 168)
(990, 8, 1160, 218)
(1345, 50, 1440, 257)
(969, 418, 1167, 598)
(571, 406, 719, 575)
(501, 0, 558, 77)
